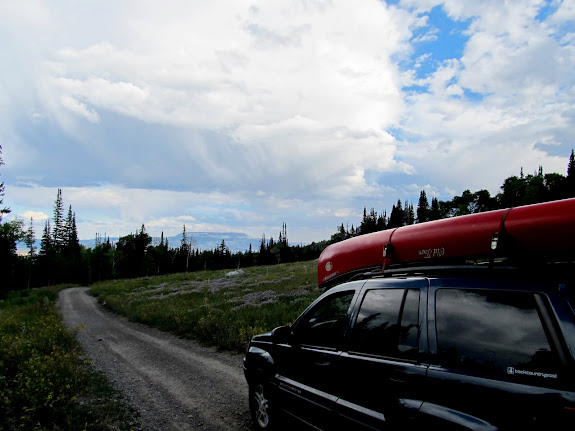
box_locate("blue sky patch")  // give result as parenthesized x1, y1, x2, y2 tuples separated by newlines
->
(407, 5, 472, 81)
(535, 0, 558, 22)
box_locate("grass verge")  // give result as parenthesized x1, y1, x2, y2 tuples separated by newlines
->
(0, 287, 139, 431)
(90, 260, 323, 352)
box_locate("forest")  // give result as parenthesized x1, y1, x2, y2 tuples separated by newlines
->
(1, 145, 575, 293)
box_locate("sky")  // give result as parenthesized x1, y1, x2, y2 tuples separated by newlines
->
(1, 0, 574, 245)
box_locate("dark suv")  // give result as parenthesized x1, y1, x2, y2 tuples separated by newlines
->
(243, 200, 575, 430)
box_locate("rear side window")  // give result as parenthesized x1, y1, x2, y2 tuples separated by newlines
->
(351, 288, 420, 359)
(435, 289, 561, 384)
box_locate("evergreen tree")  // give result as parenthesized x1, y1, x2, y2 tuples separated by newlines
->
(404, 201, 415, 225)
(221, 239, 229, 256)
(567, 149, 575, 196)
(116, 225, 152, 278)
(24, 217, 36, 289)
(331, 224, 347, 243)
(0, 145, 10, 223)
(0, 145, 10, 222)
(429, 197, 442, 221)
(279, 222, 288, 246)
(274, 223, 291, 263)
(388, 200, 404, 228)
(360, 207, 378, 234)
(25, 217, 36, 256)
(181, 225, 191, 272)
(376, 211, 387, 231)
(64, 205, 80, 253)
(417, 190, 430, 223)
(40, 220, 53, 255)
(52, 189, 66, 252)
(0, 219, 24, 289)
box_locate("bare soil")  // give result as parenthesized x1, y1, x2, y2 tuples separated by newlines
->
(57, 287, 253, 431)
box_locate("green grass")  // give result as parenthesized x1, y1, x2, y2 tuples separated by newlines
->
(90, 260, 323, 352)
(0, 287, 139, 431)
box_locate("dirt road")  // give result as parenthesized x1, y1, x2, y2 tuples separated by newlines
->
(57, 287, 253, 431)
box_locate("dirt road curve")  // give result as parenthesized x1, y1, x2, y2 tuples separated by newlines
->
(57, 287, 253, 431)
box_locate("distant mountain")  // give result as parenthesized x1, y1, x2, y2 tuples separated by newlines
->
(17, 232, 262, 255)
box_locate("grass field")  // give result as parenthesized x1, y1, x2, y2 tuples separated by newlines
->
(90, 260, 323, 352)
(0, 287, 139, 431)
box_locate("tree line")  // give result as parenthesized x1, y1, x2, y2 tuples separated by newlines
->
(0, 184, 324, 291)
(1, 144, 575, 292)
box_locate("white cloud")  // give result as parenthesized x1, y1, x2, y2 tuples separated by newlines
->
(60, 95, 100, 123)
(4, 0, 414, 208)
(2, 0, 574, 244)
(40, 0, 407, 133)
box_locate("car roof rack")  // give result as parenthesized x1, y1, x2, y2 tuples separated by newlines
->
(318, 198, 575, 289)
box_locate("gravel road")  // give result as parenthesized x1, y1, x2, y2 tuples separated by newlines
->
(57, 287, 253, 431)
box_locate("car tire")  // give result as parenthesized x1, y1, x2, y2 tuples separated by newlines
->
(249, 382, 276, 430)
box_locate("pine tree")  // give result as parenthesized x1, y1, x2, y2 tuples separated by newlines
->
(567, 149, 575, 197)
(64, 205, 80, 253)
(181, 225, 191, 272)
(52, 189, 66, 252)
(376, 211, 387, 231)
(25, 217, 36, 256)
(219, 239, 227, 255)
(0, 145, 10, 222)
(404, 201, 415, 225)
(388, 200, 404, 228)
(417, 190, 430, 223)
(40, 220, 53, 255)
(430, 197, 442, 221)
(24, 217, 36, 289)
(280, 223, 288, 246)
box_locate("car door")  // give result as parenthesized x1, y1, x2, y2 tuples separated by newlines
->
(335, 278, 430, 430)
(423, 278, 575, 430)
(272, 284, 361, 429)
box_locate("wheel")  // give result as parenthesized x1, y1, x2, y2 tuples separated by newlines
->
(250, 382, 274, 430)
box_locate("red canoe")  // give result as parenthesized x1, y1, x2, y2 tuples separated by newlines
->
(318, 198, 575, 287)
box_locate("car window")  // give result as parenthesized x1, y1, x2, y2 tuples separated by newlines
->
(295, 291, 355, 349)
(351, 288, 420, 359)
(435, 289, 562, 384)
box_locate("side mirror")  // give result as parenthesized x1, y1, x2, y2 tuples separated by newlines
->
(271, 325, 294, 345)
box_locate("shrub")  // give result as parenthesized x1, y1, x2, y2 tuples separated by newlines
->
(0, 289, 138, 431)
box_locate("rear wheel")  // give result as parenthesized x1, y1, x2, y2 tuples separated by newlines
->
(250, 382, 274, 430)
